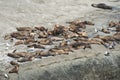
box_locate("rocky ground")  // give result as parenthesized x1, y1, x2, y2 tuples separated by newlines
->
(0, 0, 120, 80)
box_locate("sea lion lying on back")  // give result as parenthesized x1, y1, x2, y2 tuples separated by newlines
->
(91, 3, 112, 10)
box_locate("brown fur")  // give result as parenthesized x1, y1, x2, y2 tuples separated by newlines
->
(9, 65, 19, 73)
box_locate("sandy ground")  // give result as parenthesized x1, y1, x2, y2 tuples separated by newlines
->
(0, 0, 120, 78)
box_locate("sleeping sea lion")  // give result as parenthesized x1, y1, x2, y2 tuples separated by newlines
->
(91, 3, 112, 10)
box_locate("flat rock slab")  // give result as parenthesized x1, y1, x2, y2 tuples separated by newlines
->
(0, 0, 120, 80)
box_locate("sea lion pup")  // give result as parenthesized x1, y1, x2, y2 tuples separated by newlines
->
(91, 3, 112, 10)
(9, 65, 19, 73)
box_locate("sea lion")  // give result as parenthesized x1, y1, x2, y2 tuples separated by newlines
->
(10, 31, 30, 40)
(29, 32, 37, 38)
(67, 20, 94, 29)
(77, 31, 88, 38)
(101, 28, 110, 34)
(116, 26, 120, 32)
(9, 65, 19, 73)
(38, 31, 48, 38)
(52, 24, 65, 36)
(59, 40, 68, 47)
(14, 40, 24, 45)
(83, 44, 92, 50)
(10, 61, 19, 66)
(24, 38, 36, 44)
(8, 52, 30, 58)
(113, 32, 120, 41)
(91, 3, 112, 10)
(35, 50, 55, 57)
(66, 19, 81, 25)
(27, 44, 45, 49)
(75, 22, 86, 29)
(14, 52, 30, 57)
(49, 48, 69, 55)
(7, 53, 20, 58)
(69, 41, 87, 49)
(109, 21, 116, 27)
(83, 21, 94, 25)
(17, 56, 35, 62)
(88, 38, 104, 45)
(34, 26, 48, 31)
(50, 37, 64, 41)
(37, 38, 52, 45)
(63, 32, 79, 39)
(69, 24, 81, 32)
(4, 34, 12, 40)
(100, 36, 115, 42)
(16, 27, 32, 32)
(15, 38, 35, 45)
